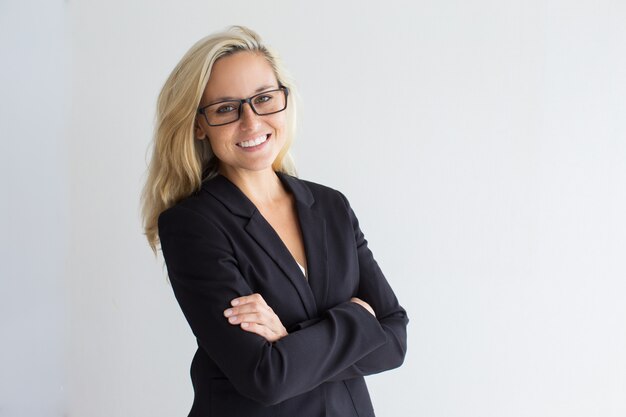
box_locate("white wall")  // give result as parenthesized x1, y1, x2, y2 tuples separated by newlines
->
(1, 1, 68, 416)
(2, 0, 625, 416)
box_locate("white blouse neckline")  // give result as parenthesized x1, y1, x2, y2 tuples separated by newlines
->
(296, 261, 307, 279)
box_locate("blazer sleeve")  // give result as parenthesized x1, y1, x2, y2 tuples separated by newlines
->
(158, 204, 388, 406)
(307, 192, 409, 381)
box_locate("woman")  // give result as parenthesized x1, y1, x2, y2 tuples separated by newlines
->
(142, 26, 408, 417)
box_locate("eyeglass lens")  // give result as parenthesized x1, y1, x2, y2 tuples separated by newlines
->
(204, 89, 287, 126)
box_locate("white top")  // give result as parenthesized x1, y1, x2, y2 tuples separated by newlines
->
(296, 261, 307, 279)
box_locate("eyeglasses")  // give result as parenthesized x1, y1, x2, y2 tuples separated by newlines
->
(197, 86, 289, 127)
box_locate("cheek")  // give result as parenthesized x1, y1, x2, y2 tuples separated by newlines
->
(271, 114, 287, 136)
(206, 129, 234, 153)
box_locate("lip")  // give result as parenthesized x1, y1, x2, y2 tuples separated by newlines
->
(236, 133, 271, 152)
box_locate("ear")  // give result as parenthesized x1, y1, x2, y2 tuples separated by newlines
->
(194, 116, 208, 140)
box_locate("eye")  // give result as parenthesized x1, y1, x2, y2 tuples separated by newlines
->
(216, 104, 237, 114)
(253, 94, 273, 104)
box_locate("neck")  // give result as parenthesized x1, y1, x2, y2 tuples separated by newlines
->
(220, 166, 284, 206)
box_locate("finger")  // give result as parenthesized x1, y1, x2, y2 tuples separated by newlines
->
(224, 301, 271, 318)
(228, 312, 283, 338)
(230, 293, 267, 308)
(227, 312, 266, 325)
(239, 322, 272, 341)
(351, 298, 376, 317)
(239, 322, 278, 342)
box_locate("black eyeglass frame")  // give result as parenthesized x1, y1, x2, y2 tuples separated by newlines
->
(197, 86, 290, 127)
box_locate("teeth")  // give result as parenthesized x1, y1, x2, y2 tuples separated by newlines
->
(238, 135, 268, 148)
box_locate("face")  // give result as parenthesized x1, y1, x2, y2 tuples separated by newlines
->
(195, 51, 287, 177)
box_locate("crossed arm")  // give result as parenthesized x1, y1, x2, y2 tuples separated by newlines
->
(223, 293, 376, 342)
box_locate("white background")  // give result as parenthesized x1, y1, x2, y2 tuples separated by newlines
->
(2, 0, 625, 416)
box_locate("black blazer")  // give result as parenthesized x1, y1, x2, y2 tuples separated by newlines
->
(158, 172, 408, 417)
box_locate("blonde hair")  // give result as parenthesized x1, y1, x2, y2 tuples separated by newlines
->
(141, 26, 298, 253)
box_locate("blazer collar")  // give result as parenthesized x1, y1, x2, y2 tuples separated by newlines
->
(202, 172, 314, 218)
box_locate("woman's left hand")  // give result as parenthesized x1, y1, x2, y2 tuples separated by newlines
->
(224, 293, 288, 342)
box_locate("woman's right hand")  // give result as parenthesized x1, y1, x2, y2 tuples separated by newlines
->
(350, 297, 376, 317)
(224, 293, 288, 342)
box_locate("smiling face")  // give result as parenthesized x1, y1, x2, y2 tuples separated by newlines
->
(195, 51, 287, 178)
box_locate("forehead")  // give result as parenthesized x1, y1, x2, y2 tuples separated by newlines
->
(203, 51, 278, 102)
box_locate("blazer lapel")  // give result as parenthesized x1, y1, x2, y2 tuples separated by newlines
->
(204, 174, 319, 319)
(278, 173, 330, 313)
(295, 202, 329, 313)
(244, 213, 318, 318)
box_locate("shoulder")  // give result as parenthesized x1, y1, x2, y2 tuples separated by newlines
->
(157, 197, 213, 238)
(284, 174, 362, 237)
(279, 173, 351, 210)
(157, 179, 229, 233)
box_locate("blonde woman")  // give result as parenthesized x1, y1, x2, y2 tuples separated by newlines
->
(142, 26, 408, 417)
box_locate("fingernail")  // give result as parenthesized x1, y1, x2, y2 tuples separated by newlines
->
(224, 309, 233, 317)
(231, 299, 239, 306)
(241, 322, 249, 328)
(228, 316, 238, 323)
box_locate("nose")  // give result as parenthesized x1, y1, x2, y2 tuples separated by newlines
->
(238, 102, 261, 130)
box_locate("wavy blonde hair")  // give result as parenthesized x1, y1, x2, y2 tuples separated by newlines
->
(141, 26, 298, 253)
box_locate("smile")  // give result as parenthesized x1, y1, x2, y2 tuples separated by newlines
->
(237, 134, 269, 148)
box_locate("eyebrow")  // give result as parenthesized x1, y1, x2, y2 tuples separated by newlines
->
(207, 85, 278, 105)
